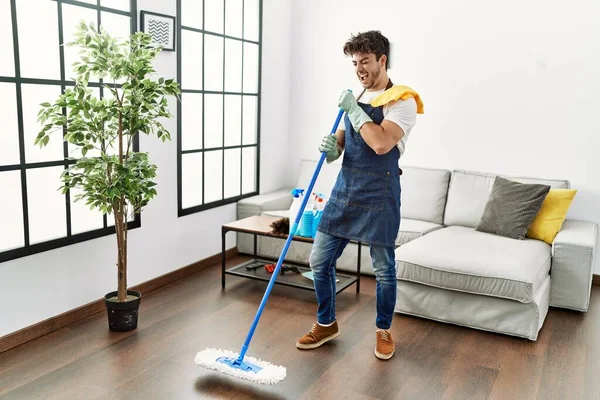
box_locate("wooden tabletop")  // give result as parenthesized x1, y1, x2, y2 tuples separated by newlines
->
(222, 215, 315, 243)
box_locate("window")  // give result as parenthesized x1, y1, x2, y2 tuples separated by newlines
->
(0, 0, 137, 263)
(177, 0, 262, 216)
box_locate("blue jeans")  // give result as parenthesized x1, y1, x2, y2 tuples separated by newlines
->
(309, 230, 397, 329)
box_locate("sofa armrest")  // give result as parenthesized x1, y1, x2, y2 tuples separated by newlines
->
(237, 188, 293, 219)
(550, 219, 598, 311)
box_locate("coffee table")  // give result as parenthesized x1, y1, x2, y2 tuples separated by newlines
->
(222, 215, 361, 294)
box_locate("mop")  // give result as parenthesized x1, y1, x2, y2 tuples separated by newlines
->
(194, 96, 349, 385)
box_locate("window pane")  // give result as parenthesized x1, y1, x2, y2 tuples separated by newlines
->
(243, 42, 258, 93)
(224, 95, 241, 147)
(224, 148, 240, 199)
(181, 29, 203, 90)
(0, 83, 20, 166)
(204, 34, 223, 91)
(225, 0, 243, 38)
(242, 147, 256, 194)
(242, 95, 257, 145)
(204, 150, 222, 203)
(204, 94, 223, 149)
(70, 185, 104, 235)
(182, 153, 202, 208)
(182, 93, 203, 151)
(27, 166, 67, 244)
(16, 0, 60, 80)
(0, 171, 24, 252)
(224, 39, 242, 92)
(0, 0, 15, 77)
(22, 84, 63, 163)
(101, 12, 131, 42)
(243, 0, 259, 41)
(62, 4, 98, 82)
(181, 0, 202, 29)
(205, 0, 223, 34)
(74, 0, 96, 4)
(101, 0, 130, 11)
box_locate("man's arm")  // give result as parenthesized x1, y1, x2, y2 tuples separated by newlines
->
(335, 129, 345, 151)
(339, 92, 417, 155)
(359, 120, 404, 155)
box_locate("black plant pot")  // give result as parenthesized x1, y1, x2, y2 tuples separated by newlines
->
(104, 290, 141, 332)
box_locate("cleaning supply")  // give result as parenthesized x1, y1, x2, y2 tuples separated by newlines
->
(290, 188, 305, 222)
(299, 208, 314, 237)
(312, 193, 326, 237)
(369, 85, 424, 114)
(194, 95, 348, 385)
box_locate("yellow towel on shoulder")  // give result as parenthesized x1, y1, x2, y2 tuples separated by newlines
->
(370, 85, 424, 114)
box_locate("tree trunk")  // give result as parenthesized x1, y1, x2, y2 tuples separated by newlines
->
(116, 109, 127, 302)
(115, 203, 127, 302)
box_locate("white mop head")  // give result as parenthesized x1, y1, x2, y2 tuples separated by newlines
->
(195, 348, 287, 385)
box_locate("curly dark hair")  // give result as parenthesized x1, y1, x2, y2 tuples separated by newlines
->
(343, 30, 390, 69)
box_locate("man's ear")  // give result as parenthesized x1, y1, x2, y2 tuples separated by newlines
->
(380, 54, 388, 69)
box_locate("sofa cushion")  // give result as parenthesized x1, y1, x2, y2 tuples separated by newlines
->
(444, 169, 570, 228)
(396, 218, 443, 246)
(261, 209, 289, 218)
(261, 212, 442, 247)
(400, 166, 451, 224)
(394, 226, 552, 303)
(476, 176, 550, 240)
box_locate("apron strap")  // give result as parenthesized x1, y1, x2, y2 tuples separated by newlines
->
(356, 79, 393, 101)
(355, 79, 402, 176)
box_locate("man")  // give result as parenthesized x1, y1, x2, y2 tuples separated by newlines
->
(296, 30, 419, 360)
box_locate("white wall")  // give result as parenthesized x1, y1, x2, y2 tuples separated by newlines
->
(287, 0, 600, 273)
(0, 0, 292, 338)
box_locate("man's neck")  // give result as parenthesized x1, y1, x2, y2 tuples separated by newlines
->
(367, 73, 390, 92)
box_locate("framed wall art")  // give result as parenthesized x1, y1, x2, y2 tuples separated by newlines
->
(140, 11, 176, 51)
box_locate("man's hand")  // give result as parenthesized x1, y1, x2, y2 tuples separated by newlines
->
(337, 90, 372, 133)
(338, 90, 357, 112)
(319, 134, 342, 163)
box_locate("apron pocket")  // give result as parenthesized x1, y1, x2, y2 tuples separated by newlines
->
(341, 166, 391, 211)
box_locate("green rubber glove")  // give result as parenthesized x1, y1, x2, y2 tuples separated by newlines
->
(338, 90, 372, 132)
(318, 135, 342, 163)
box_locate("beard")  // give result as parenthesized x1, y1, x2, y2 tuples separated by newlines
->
(358, 64, 381, 89)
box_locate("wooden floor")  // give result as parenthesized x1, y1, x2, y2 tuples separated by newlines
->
(1, 255, 599, 400)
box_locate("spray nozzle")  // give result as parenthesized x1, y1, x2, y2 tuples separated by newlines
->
(291, 188, 305, 198)
(312, 192, 326, 201)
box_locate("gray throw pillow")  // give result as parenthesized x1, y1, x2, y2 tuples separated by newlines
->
(476, 176, 550, 239)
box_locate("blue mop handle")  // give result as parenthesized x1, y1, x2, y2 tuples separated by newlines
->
(236, 105, 346, 363)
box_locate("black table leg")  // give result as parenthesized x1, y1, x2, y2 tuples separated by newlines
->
(222, 227, 227, 289)
(254, 233, 257, 258)
(357, 241, 361, 293)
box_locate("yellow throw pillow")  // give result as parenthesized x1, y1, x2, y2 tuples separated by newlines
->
(526, 189, 577, 244)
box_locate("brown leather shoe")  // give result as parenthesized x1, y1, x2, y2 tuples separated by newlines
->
(375, 329, 394, 360)
(296, 321, 340, 349)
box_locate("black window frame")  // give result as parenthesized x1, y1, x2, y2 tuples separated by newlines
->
(176, 0, 263, 217)
(0, 0, 139, 263)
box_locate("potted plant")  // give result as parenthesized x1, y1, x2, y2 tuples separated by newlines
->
(34, 21, 180, 331)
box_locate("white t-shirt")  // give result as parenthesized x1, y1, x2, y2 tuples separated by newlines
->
(339, 87, 417, 156)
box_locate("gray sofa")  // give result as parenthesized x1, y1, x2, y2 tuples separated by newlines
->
(237, 160, 597, 340)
